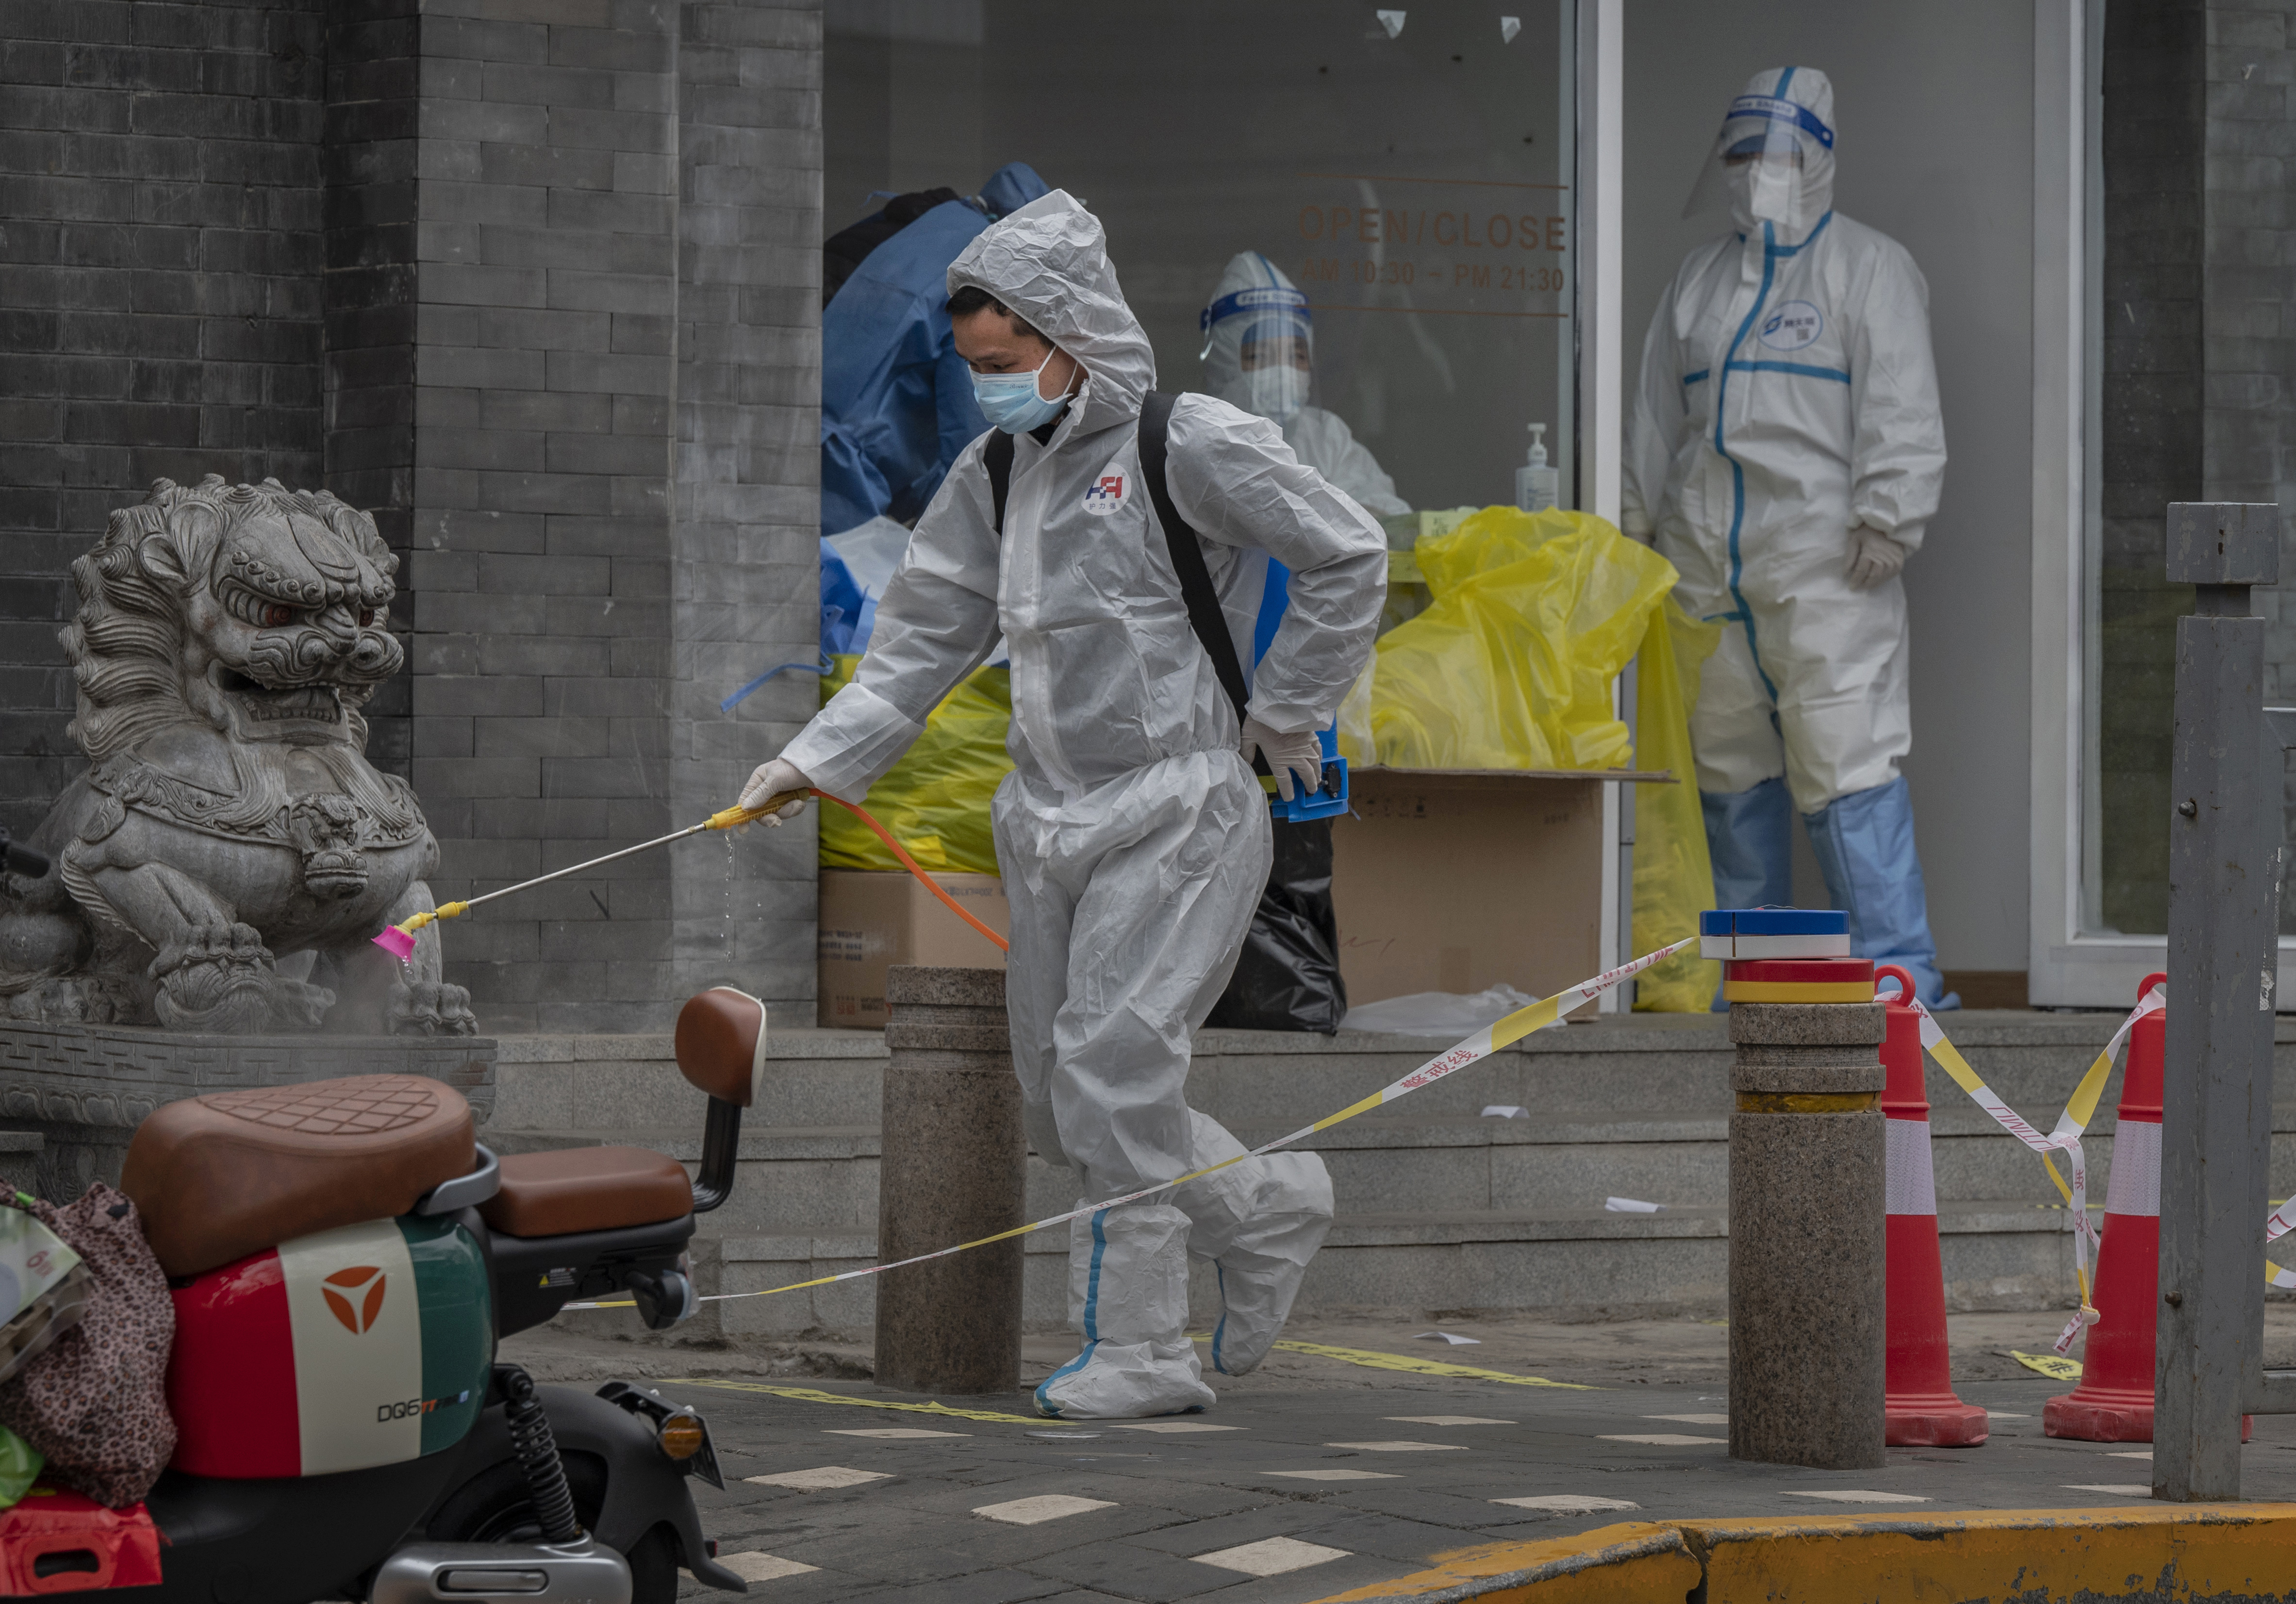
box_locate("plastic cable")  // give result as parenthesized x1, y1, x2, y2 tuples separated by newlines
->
(560, 937, 1696, 1313)
(1909, 984, 2162, 1353)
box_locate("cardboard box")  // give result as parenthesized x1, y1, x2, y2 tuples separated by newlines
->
(817, 868, 1009, 1030)
(1330, 769, 1605, 1010)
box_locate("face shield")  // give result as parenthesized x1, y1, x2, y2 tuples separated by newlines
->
(1200, 283, 1314, 426)
(1684, 88, 1836, 235)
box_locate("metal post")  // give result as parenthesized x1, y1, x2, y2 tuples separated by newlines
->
(2156, 502, 2281, 1500)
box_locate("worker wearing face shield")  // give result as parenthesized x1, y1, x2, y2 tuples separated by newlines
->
(1200, 253, 1409, 519)
(1623, 67, 1954, 1009)
(741, 193, 1387, 1418)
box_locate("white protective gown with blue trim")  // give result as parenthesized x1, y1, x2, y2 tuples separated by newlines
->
(782, 191, 1386, 1417)
(1622, 69, 1945, 816)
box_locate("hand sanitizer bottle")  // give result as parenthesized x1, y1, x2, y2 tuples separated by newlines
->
(1515, 423, 1558, 512)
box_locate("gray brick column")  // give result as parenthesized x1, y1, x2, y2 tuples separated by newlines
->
(406, 0, 820, 1032)
(673, 1, 822, 1021)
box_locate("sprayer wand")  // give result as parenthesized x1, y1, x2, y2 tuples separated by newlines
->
(371, 791, 807, 960)
(372, 787, 1010, 960)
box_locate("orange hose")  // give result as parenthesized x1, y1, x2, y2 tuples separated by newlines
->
(809, 789, 1010, 953)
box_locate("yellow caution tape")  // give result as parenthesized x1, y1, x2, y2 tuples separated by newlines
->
(665, 1378, 1040, 1424)
(1911, 986, 2162, 1353)
(2008, 1349, 2083, 1382)
(1231, 1338, 1596, 1390)
(676, 938, 1698, 1308)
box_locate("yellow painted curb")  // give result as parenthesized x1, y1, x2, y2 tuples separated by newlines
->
(1310, 1522, 1697, 1603)
(1309, 1504, 2296, 1603)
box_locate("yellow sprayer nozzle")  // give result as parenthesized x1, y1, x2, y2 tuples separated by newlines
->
(707, 791, 808, 831)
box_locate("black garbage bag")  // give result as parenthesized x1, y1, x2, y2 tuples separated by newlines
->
(1207, 818, 1345, 1033)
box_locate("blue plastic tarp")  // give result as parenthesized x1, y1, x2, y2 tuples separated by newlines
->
(819, 162, 1050, 536)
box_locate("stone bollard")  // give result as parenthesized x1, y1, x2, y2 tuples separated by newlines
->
(1728, 999, 1887, 1469)
(875, 966, 1024, 1396)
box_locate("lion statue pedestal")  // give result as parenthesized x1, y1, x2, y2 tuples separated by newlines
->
(0, 476, 476, 1037)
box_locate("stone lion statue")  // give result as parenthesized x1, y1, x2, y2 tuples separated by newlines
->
(0, 477, 476, 1036)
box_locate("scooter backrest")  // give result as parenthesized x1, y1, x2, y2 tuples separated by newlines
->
(674, 987, 764, 1108)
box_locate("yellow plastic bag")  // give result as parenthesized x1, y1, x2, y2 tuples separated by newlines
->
(817, 657, 1013, 874)
(1339, 507, 1678, 770)
(1630, 595, 1725, 1011)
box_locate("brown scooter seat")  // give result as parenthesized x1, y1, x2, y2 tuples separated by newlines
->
(478, 1146, 692, 1239)
(122, 1075, 476, 1278)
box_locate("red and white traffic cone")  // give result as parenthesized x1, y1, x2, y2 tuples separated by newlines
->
(2041, 971, 2249, 1442)
(1878, 964, 1987, 1447)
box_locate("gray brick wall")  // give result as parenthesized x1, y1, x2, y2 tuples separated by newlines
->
(325, 0, 420, 779)
(0, 0, 328, 836)
(2098, 2, 2296, 936)
(2096, 0, 2205, 936)
(2201, 5, 2296, 931)
(408, 0, 821, 1032)
(0, 0, 825, 1034)
(671, 1, 822, 1015)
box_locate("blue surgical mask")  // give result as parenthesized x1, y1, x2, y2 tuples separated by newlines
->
(972, 347, 1072, 434)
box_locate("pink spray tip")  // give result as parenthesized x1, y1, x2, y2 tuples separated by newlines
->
(371, 926, 417, 961)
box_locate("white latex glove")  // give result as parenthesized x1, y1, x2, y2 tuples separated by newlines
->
(1239, 716, 1324, 802)
(736, 757, 811, 825)
(1845, 524, 1909, 590)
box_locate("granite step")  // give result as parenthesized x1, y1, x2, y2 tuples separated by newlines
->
(493, 1013, 2296, 1335)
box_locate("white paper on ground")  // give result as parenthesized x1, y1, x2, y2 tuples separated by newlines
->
(1482, 1106, 1529, 1119)
(1342, 984, 1541, 1036)
(1605, 1197, 1664, 1213)
(1410, 1331, 1482, 1345)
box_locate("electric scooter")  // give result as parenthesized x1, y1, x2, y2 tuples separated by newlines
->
(46, 985, 771, 1604)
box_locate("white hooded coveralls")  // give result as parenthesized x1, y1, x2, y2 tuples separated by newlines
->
(782, 193, 1387, 1416)
(1622, 68, 1945, 814)
(1201, 252, 1410, 519)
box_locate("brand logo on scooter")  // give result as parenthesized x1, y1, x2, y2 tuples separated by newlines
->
(1081, 472, 1127, 516)
(1757, 300, 1822, 352)
(323, 1265, 387, 1334)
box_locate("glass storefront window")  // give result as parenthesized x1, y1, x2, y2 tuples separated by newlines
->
(825, 0, 1578, 521)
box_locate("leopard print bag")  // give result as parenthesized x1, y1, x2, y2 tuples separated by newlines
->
(0, 1184, 175, 1507)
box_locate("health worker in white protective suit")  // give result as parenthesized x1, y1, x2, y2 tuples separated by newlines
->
(740, 192, 1388, 1418)
(1623, 67, 1956, 1009)
(1200, 253, 1410, 518)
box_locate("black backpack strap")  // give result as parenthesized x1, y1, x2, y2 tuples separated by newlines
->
(1139, 391, 1253, 726)
(982, 427, 1014, 536)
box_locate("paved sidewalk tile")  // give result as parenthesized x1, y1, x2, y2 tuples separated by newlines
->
(975, 1494, 1120, 1526)
(1258, 1469, 1399, 1481)
(1491, 1493, 1640, 1512)
(828, 1427, 970, 1439)
(1326, 1440, 1468, 1452)
(1781, 1490, 1929, 1504)
(871, 1569, 1077, 1603)
(1024, 1539, 1250, 1600)
(1386, 1415, 1512, 1426)
(1112, 1422, 1243, 1434)
(717, 1550, 820, 1581)
(2066, 1484, 2153, 1496)
(1191, 1536, 1351, 1577)
(1646, 1413, 1730, 1424)
(744, 1466, 893, 1490)
(1128, 1505, 1332, 1556)
(1600, 1433, 1725, 1446)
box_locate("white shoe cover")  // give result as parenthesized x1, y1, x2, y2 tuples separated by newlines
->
(1035, 1203, 1215, 1420)
(1172, 1114, 1334, 1377)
